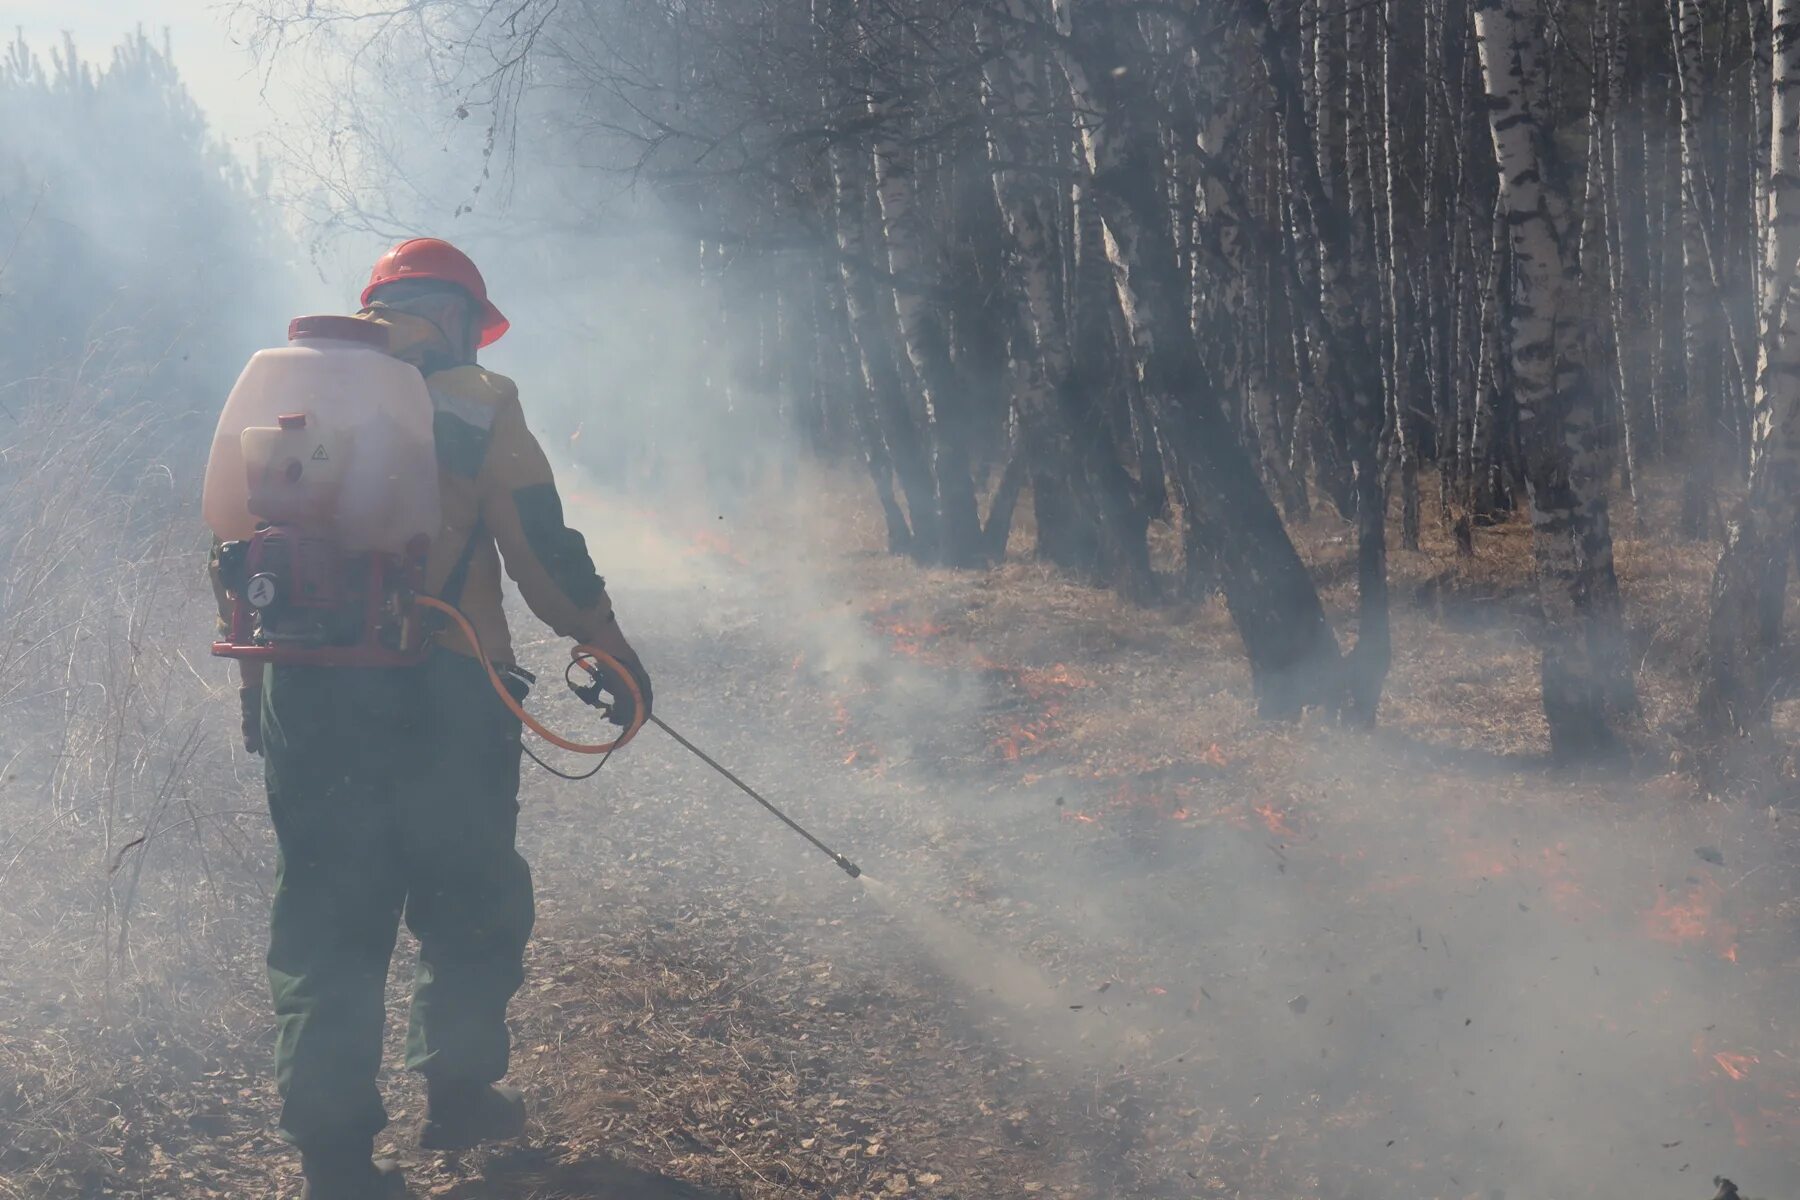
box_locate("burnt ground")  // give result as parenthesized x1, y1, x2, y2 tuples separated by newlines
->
(8, 472, 1800, 1199)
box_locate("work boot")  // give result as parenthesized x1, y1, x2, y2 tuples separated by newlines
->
(298, 1148, 407, 1200)
(419, 1079, 527, 1150)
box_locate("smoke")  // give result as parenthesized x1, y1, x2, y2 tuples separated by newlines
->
(0, 23, 305, 443)
(361, 64, 1800, 1180)
(552, 481, 1800, 1199)
(3, 9, 1790, 1200)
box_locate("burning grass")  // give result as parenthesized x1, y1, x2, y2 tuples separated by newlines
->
(689, 464, 1800, 1192)
(11, 459, 1800, 1198)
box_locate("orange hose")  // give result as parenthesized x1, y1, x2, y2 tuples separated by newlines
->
(415, 595, 644, 754)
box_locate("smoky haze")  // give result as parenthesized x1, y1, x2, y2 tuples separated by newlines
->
(571, 490, 1798, 1199)
(2, 3, 1797, 1200)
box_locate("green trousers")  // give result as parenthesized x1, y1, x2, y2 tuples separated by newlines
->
(261, 649, 534, 1152)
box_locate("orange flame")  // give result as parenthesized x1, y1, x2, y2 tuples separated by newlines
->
(1645, 876, 1738, 960)
(1456, 849, 1514, 879)
(868, 612, 951, 661)
(1714, 1052, 1757, 1082)
(1254, 802, 1298, 838)
(1732, 1108, 1756, 1149)
(988, 669, 1074, 763)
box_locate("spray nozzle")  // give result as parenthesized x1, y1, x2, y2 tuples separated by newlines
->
(647, 715, 864, 883)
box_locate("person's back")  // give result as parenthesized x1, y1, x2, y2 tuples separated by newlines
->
(211, 238, 652, 1200)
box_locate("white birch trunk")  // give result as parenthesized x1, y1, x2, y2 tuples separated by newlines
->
(1475, 0, 1638, 757)
(1751, 0, 1775, 312)
(1060, 0, 1344, 714)
(830, 130, 942, 560)
(1601, 0, 1644, 500)
(1672, 0, 1721, 533)
(1702, 0, 1800, 732)
(868, 77, 986, 565)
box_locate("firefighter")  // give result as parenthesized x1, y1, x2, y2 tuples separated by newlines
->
(221, 238, 652, 1199)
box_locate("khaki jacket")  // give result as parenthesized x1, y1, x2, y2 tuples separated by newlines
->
(363, 306, 614, 662)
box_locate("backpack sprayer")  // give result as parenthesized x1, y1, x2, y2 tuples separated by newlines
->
(205, 315, 862, 878)
(212, 558, 861, 876)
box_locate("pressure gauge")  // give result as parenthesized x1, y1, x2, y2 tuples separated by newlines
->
(245, 574, 280, 609)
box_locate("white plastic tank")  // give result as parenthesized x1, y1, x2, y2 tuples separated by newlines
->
(241, 412, 346, 525)
(202, 315, 441, 553)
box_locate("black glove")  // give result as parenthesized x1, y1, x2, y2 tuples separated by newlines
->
(577, 654, 652, 729)
(240, 685, 263, 756)
(607, 654, 653, 729)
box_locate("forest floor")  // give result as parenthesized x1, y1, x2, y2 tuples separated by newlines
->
(7, 470, 1800, 1199)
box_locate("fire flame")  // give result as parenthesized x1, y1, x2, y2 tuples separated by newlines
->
(990, 664, 1084, 763)
(868, 608, 1094, 764)
(1253, 801, 1298, 839)
(1644, 875, 1738, 961)
(874, 617, 950, 658)
(1713, 1052, 1757, 1082)
(1051, 770, 1250, 831)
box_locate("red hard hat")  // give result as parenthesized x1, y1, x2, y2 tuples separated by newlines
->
(361, 237, 510, 348)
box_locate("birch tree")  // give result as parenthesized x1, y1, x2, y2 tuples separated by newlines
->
(1061, 0, 1343, 716)
(1475, 0, 1639, 758)
(1702, 0, 1800, 735)
(1670, 0, 1721, 535)
(870, 75, 988, 566)
(250, 0, 1786, 749)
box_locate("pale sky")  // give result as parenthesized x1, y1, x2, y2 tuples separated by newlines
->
(13, 1, 283, 156)
(12, 2, 390, 300)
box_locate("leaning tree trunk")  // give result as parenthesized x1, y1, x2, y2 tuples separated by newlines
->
(830, 135, 942, 561)
(1475, 0, 1639, 760)
(978, 13, 1154, 595)
(870, 87, 987, 567)
(1195, 85, 1312, 519)
(1063, 0, 1342, 718)
(1242, 0, 1390, 724)
(820, 262, 913, 551)
(1701, 0, 1800, 735)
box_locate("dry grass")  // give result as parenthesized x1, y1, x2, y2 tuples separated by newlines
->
(752, 461, 1727, 774)
(2, 448, 1787, 1200)
(0, 364, 271, 1199)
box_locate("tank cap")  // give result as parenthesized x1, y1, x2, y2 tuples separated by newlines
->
(277, 413, 307, 430)
(287, 314, 387, 347)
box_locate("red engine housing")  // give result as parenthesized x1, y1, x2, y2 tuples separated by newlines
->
(213, 525, 430, 667)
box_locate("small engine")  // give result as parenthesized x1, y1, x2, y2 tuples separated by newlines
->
(213, 525, 430, 667)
